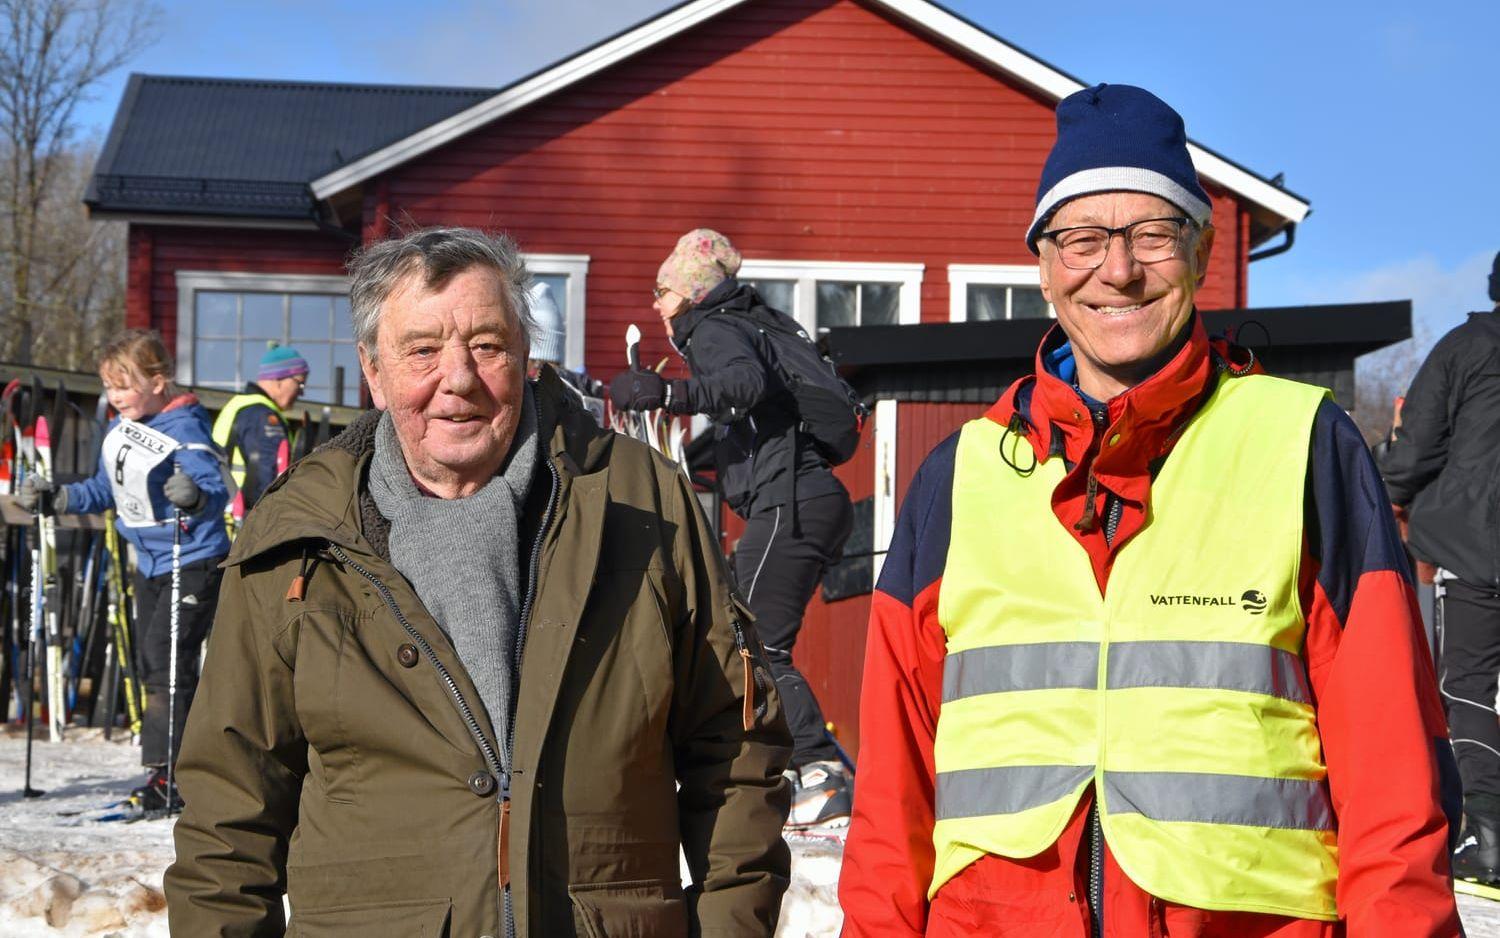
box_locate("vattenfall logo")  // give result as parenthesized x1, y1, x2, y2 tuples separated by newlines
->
(1148, 589, 1268, 615)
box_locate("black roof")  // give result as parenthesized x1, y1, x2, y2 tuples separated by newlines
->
(86, 74, 494, 220)
(823, 301, 1412, 406)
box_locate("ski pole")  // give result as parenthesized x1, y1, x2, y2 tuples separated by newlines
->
(22, 532, 42, 798)
(166, 506, 184, 816)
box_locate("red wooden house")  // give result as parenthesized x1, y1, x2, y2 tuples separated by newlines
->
(90, 0, 1350, 756)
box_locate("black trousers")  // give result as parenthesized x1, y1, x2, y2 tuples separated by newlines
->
(734, 491, 853, 769)
(134, 557, 223, 767)
(1439, 576, 1500, 813)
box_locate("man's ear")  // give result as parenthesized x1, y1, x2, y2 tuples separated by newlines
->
(1193, 225, 1217, 288)
(358, 345, 386, 410)
(1037, 250, 1054, 304)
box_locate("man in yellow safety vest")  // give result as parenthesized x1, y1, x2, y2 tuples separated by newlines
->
(839, 83, 1461, 937)
(211, 343, 306, 533)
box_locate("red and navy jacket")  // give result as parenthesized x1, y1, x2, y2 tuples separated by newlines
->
(839, 316, 1462, 938)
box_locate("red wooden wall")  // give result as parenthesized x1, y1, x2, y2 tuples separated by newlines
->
(120, 0, 1274, 762)
(365, 0, 1251, 382)
(126, 226, 352, 352)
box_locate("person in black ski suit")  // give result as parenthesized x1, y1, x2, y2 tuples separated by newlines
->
(610, 228, 855, 828)
(1377, 249, 1500, 884)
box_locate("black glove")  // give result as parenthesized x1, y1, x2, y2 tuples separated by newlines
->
(17, 476, 64, 516)
(163, 469, 204, 513)
(609, 369, 666, 412)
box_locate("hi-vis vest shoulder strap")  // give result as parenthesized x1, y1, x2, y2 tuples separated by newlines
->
(211, 392, 283, 482)
(933, 373, 1336, 919)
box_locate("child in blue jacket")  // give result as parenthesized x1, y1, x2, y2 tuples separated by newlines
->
(20, 329, 230, 811)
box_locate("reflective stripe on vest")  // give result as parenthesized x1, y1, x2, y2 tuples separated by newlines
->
(931, 372, 1337, 919)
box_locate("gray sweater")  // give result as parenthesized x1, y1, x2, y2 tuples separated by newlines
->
(367, 389, 538, 772)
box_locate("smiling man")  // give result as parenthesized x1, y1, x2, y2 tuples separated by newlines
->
(839, 85, 1462, 936)
(166, 227, 792, 937)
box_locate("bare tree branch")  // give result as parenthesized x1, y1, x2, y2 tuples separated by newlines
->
(0, 0, 158, 363)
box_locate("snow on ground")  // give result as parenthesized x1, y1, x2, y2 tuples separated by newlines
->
(1, 729, 1497, 936)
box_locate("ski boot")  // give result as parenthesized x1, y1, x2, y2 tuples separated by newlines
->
(785, 759, 853, 830)
(126, 766, 183, 817)
(1453, 813, 1500, 885)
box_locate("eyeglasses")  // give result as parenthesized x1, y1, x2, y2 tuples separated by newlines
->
(1039, 216, 1193, 270)
(653, 285, 674, 300)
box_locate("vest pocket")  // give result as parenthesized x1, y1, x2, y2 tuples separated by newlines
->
(287, 896, 452, 936)
(567, 878, 688, 938)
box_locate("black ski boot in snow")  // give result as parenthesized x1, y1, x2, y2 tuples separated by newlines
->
(1453, 813, 1500, 885)
(128, 766, 183, 816)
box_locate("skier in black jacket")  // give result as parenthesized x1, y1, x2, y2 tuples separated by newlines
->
(1377, 249, 1500, 884)
(610, 229, 855, 828)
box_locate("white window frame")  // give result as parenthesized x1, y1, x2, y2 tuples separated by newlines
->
(872, 398, 898, 583)
(946, 264, 1053, 322)
(174, 270, 352, 387)
(522, 253, 590, 371)
(738, 259, 924, 332)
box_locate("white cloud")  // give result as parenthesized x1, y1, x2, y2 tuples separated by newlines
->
(1300, 250, 1495, 420)
(1277, 250, 1493, 352)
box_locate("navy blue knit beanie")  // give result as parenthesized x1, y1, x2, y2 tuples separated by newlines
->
(1027, 84, 1212, 253)
(1489, 250, 1500, 303)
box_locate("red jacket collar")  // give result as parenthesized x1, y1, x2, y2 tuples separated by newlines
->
(985, 313, 1255, 471)
(984, 314, 1259, 590)
(163, 392, 200, 413)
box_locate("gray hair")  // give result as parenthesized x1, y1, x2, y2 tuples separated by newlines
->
(347, 227, 535, 357)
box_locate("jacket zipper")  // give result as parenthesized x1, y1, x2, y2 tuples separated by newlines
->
(1089, 802, 1104, 937)
(327, 543, 505, 783)
(1088, 397, 1119, 937)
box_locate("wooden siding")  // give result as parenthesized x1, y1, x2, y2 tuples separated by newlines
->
(792, 413, 876, 756)
(371, 0, 1250, 380)
(894, 401, 983, 511)
(130, 226, 352, 351)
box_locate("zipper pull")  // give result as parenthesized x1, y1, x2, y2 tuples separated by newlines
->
(1075, 471, 1100, 533)
(740, 647, 755, 732)
(285, 547, 313, 601)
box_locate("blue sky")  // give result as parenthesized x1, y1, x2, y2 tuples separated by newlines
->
(74, 0, 1500, 355)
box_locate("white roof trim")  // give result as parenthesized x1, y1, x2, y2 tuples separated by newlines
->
(309, 0, 1309, 226)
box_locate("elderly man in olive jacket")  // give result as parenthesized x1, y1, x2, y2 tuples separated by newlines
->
(165, 227, 792, 937)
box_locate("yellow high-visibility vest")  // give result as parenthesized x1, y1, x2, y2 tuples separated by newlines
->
(211, 391, 285, 531)
(932, 372, 1338, 920)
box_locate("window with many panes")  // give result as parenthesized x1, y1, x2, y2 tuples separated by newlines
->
(177, 258, 591, 405)
(947, 265, 1052, 321)
(737, 260, 923, 334)
(176, 272, 358, 405)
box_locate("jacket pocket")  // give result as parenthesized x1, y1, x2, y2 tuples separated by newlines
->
(567, 878, 688, 938)
(287, 896, 451, 937)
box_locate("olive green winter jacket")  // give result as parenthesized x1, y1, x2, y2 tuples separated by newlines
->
(165, 369, 792, 937)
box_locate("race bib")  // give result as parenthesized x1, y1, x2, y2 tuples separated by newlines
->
(101, 420, 177, 527)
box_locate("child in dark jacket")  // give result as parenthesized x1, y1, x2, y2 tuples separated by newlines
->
(19, 329, 231, 811)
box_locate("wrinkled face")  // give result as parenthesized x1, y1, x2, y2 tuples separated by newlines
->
(101, 365, 169, 422)
(360, 265, 528, 496)
(1039, 191, 1214, 399)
